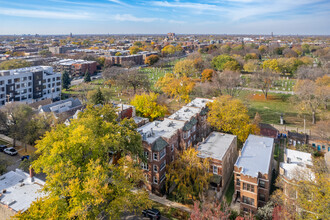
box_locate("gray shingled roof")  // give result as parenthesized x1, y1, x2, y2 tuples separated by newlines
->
(183, 117, 198, 131)
(40, 98, 82, 112)
(152, 137, 168, 152)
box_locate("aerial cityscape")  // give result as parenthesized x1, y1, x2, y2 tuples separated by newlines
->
(0, 0, 329, 220)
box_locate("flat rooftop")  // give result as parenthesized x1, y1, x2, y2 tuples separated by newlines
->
(235, 135, 274, 178)
(168, 106, 201, 122)
(186, 98, 213, 109)
(138, 119, 185, 144)
(280, 149, 313, 180)
(0, 66, 54, 76)
(53, 59, 96, 66)
(197, 132, 236, 161)
(0, 169, 45, 212)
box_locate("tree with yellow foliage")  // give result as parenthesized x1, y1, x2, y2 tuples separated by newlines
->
(173, 59, 198, 77)
(130, 92, 167, 120)
(156, 73, 197, 103)
(262, 59, 281, 73)
(166, 148, 211, 204)
(207, 96, 259, 143)
(129, 46, 142, 55)
(15, 105, 151, 219)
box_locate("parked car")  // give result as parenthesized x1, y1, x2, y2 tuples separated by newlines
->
(4, 147, 18, 156)
(142, 209, 161, 220)
(0, 145, 7, 152)
(21, 155, 30, 161)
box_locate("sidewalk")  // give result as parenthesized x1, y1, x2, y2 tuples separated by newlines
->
(149, 193, 192, 213)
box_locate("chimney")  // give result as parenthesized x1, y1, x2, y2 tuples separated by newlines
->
(29, 166, 34, 178)
(29, 166, 35, 182)
(239, 150, 242, 157)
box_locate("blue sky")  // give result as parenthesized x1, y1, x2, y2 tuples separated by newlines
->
(0, 0, 329, 35)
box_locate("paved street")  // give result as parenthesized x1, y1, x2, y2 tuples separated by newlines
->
(121, 212, 169, 220)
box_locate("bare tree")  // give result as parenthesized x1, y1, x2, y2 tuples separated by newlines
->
(297, 66, 325, 80)
(115, 69, 150, 94)
(253, 71, 274, 100)
(294, 79, 321, 124)
(221, 71, 243, 97)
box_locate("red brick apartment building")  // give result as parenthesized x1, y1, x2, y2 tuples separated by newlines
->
(197, 132, 238, 197)
(138, 98, 213, 194)
(52, 59, 97, 77)
(234, 135, 275, 213)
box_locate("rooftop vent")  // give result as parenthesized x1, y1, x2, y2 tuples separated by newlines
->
(184, 108, 189, 112)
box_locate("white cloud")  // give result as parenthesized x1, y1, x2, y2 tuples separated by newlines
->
(113, 14, 158, 22)
(0, 7, 90, 19)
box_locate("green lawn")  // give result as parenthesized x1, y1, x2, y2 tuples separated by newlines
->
(237, 91, 306, 126)
(225, 176, 235, 205)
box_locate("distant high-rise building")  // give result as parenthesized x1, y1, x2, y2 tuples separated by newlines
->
(271, 32, 273, 37)
(69, 32, 73, 38)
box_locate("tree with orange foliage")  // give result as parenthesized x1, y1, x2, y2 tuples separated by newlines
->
(145, 55, 160, 66)
(201, 69, 214, 82)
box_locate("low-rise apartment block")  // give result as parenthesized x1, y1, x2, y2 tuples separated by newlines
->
(0, 66, 61, 106)
(234, 135, 275, 213)
(52, 59, 97, 77)
(197, 132, 238, 197)
(138, 98, 213, 194)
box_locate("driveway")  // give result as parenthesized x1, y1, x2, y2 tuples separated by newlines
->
(0, 151, 21, 172)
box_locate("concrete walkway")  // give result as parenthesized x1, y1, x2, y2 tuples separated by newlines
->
(149, 193, 192, 213)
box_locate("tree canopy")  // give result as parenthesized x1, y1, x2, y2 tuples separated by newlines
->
(207, 96, 259, 143)
(130, 92, 167, 120)
(15, 105, 150, 219)
(166, 148, 211, 204)
(0, 59, 31, 70)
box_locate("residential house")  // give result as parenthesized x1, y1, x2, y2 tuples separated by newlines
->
(279, 149, 313, 211)
(197, 132, 238, 198)
(234, 135, 275, 213)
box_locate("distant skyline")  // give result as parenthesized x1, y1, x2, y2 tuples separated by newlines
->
(0, 0, 329, 35)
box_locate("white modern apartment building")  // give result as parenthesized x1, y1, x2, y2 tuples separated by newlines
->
(0, 66, 61, 106)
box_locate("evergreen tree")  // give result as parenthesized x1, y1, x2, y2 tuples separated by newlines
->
(62, 71, 71, 90)
(84, 70, 91, 83)
(91, 88, 105, 105)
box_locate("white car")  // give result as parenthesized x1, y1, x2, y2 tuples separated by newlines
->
(4, 147, 18, 156)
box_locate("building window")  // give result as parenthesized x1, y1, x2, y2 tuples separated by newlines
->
(213, 165, 218, 174)
(259, 194, 265, 202)
(192, 125, 196, 132)
(242, 196, 254, 206)
(141, 163, 149, 170)
(160, 160, 166, 171)
(153, 153, 158, 161)
(160, 173, 166, 183)
(153, 165, 158, 173)
(144, 174, 148, 181)
(144, 151, 149, 159)
(259, 180, 266, 189)
(243, 183, 255, 192)
(183, 132, 188, 139)
(236, 178, 240, 186)
(160, 149, 166, 159)
(171, 144, 174, 152)
(153, 176, 158, 184)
